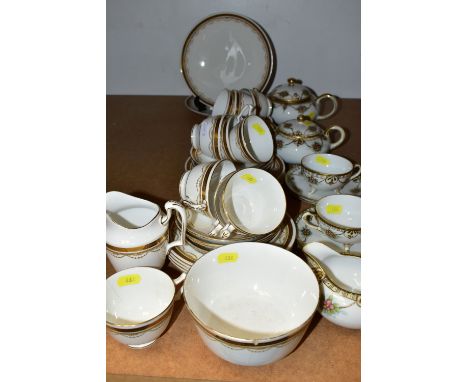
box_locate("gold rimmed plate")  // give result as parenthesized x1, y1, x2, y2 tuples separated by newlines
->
(181, 13, 275, 106)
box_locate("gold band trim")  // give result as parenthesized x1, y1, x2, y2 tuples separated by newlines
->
(106, 232, 168, 253)
(107, 304, 174, 333)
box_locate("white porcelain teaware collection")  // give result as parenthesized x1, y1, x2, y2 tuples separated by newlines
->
(107, 12, 361, 366)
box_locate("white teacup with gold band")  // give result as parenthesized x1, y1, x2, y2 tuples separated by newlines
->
(302, 194, 361, 254)
(106, 267, 186, 349)
(303, 242, 361, 329)
(301, 153, 361, 192)
(269, 77, 339, 124)
(275, 115, 346, 165)
(191, 111, 274, 165)
(212, 88, 273, 117)
(106, 192, 187, 272)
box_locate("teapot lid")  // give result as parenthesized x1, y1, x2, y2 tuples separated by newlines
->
(269, 78, 317, 105)
(278, 115, 322, 139)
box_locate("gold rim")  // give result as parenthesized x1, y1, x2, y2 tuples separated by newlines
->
(304, 254, 361, 303)
(106, 297, 175, 329)
(107, 304, 173, 334)
(315, 204, 361, 232)
(181, 13, 274, 106)
(183, 291, 314, 347)
(106, 232, 168, 253)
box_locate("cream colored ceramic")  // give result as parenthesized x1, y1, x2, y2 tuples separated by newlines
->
(295, 207, 361, 255)
(192, 112, 274, 165)
(275, 115, 346, 164)
(301, 153, 361, 192)
(179, 160, 236, 216)
(181, 13, 275, 106)
(183, 242, 319, 366)
(106, 267, 185, 348)
(303, 243, 361, 329)
(106, 192, 187, 272)
(269, 78, 338, 124)
(302, 195, 361, 254)
(211, 168, 286, 237)
(212, 88, 272, 117)
(184, 95, 212, 116)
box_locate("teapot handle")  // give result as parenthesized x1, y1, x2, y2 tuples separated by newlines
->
(325, 125, 346, 150)
(315, 94, 338, 120)
(162, 201, 187, 253)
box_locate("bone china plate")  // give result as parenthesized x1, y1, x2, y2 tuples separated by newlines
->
(181, 13, 275, 106)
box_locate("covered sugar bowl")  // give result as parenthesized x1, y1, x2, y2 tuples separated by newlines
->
(275, 115, 346, 165)
(269, 78, 339, 124)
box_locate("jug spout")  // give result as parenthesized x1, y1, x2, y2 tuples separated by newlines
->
(303, 242, 334, 263)
(106, 191, 162, 248)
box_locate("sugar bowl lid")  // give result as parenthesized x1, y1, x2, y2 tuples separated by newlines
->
(278, 115, 321, 139)
(269, 78, 317, 105)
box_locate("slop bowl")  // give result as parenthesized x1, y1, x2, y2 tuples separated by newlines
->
(183, 242, 319, 366)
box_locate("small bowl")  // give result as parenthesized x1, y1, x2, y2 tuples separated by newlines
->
(106, 267, 176, 349)
(184, 242, 319, 366)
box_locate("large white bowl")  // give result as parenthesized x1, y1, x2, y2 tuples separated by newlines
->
(184, 242, 319, 366)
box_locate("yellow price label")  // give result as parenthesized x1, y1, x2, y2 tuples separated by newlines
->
(251, 123, 266, 136)
(315, 155, 330, 166)
(217, 252, 239, 264)
(326, 204, 343, 215)
(307, 111, 316, 120)
(240, 173, 257, 184)
(117, 274, 141, 287)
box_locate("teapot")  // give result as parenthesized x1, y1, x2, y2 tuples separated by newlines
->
(106, 191, 187, 272)
(269, 78, 339, 124)
(275, 115, 346, 164)
(303, 242, 361, 329)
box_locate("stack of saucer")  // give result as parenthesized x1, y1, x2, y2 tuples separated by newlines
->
(184, 88, 286, 182)
(168, 159, 296, 273)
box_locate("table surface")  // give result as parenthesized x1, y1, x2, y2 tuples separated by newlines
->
(107, 96, 361, 382)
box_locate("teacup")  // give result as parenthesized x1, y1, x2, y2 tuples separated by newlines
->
(106, 267, 185, 349)
(301, 153, 361, 192)
(302, 194, 361, 254)
(179, 160, 236, 216)
(191, 112, 274, 165)
(212, 88, 272, 117)
(212, 168, 286, 237)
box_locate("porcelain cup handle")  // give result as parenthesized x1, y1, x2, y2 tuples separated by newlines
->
(234, 104, 254, 124)
(350, 163, 361, 181)
(325, 125, 346, 150)
(315, 94, 339, 120)
(172, 272, 186, 300)
(302, 209, 323, 233)
(163, 201, 187, 253)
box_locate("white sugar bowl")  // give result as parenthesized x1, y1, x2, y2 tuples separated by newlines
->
(275, 115, 346, 165)
(269, 78, 339, 124)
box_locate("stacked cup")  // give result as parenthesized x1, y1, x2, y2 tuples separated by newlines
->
(186, 88, 286, 182)
(169, 159, 296, 273)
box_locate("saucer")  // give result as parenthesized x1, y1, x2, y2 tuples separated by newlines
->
(295, 208, 361, 256)
(184, 96, 212, 116)
(285, 166, 340, 204)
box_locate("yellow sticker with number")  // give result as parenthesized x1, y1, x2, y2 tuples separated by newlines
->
(251, 123, 266, 136)
(240, 173, 257, 184)
(117, 274, 141, 287)
(315, 155, 331, 166)
(217, 252, 239, 264)
(326, 205, 343, 215)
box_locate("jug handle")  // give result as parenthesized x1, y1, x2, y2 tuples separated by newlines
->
(325, 125, 346, 150)
(162, 201, 187, 253)
(315, 94, 339, 120)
